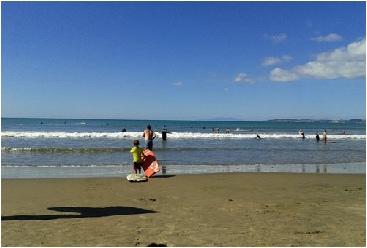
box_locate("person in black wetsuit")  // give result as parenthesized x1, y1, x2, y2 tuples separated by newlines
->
(161, 125, 170, 141)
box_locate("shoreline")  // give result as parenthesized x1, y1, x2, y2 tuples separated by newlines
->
(2, 172, 365, 246)
(1, 162, 366, 179)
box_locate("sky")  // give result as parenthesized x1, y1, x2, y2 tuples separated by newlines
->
(2, 1, 366, 121)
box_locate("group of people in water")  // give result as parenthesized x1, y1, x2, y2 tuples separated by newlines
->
(125, 125, 336, 146)
(299, 128, 329, 142)
(130, 124, 342, 174)
(211, 127, 232, 134)
(129, 124, 174, 174)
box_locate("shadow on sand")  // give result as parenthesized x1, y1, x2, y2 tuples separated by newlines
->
(1, 206, 157, 221)
(151, 174, 176, 178)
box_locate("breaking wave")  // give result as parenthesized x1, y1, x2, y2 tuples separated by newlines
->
(2, 131, 365, 140)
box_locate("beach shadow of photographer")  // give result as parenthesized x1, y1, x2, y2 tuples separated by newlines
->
(1, 206, 157, 221)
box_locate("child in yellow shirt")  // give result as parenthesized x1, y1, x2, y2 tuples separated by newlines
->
(130, 140, 144, 174)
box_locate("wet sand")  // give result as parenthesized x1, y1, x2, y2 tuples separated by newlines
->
(1, 173, 365, 247)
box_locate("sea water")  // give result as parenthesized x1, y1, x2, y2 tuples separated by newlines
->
(1, 118, 365, 178)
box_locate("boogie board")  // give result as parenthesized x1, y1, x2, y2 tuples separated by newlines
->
(319, 140, 337, 143)
(142, 149, 160, 177)
(126, 173, 148, 182)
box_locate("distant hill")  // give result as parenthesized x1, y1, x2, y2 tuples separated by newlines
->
(268, 119, 366, 123)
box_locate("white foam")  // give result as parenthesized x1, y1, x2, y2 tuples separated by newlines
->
(1, 131, 365, 140)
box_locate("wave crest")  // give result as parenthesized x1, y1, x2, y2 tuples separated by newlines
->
(2, 131, 365, 140)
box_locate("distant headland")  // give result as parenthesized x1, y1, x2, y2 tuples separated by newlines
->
(268, 119, 366, 123)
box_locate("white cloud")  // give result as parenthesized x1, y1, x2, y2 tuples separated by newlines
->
(262, 57, 281, 66)
(234, 73, 254, 83)
(282, 54, 292, 62)
(270, 68, 299, 82)
(234, 73, 247, 82)
(311, 33, 343, 42)
(264, 33, 287, 43)
(270, 37, 366, 81)
(262, 54, 292, 66)
(173, 81, 182, 87)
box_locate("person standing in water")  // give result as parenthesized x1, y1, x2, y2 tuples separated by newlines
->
(143, 124, 156, 150)
(316, 132, 320, 141)
(161, 125, 171, 141)
(323, 129, 327, 142)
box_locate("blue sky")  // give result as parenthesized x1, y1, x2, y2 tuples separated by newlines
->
(2, 1, 366, 120)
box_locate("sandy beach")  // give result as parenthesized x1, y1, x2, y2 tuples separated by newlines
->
(1, 172, 365, 247)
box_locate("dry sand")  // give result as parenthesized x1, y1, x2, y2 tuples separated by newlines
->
(1, 173, 365, 247)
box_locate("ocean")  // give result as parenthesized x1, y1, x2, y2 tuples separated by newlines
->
(1, 118, 366, 178)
